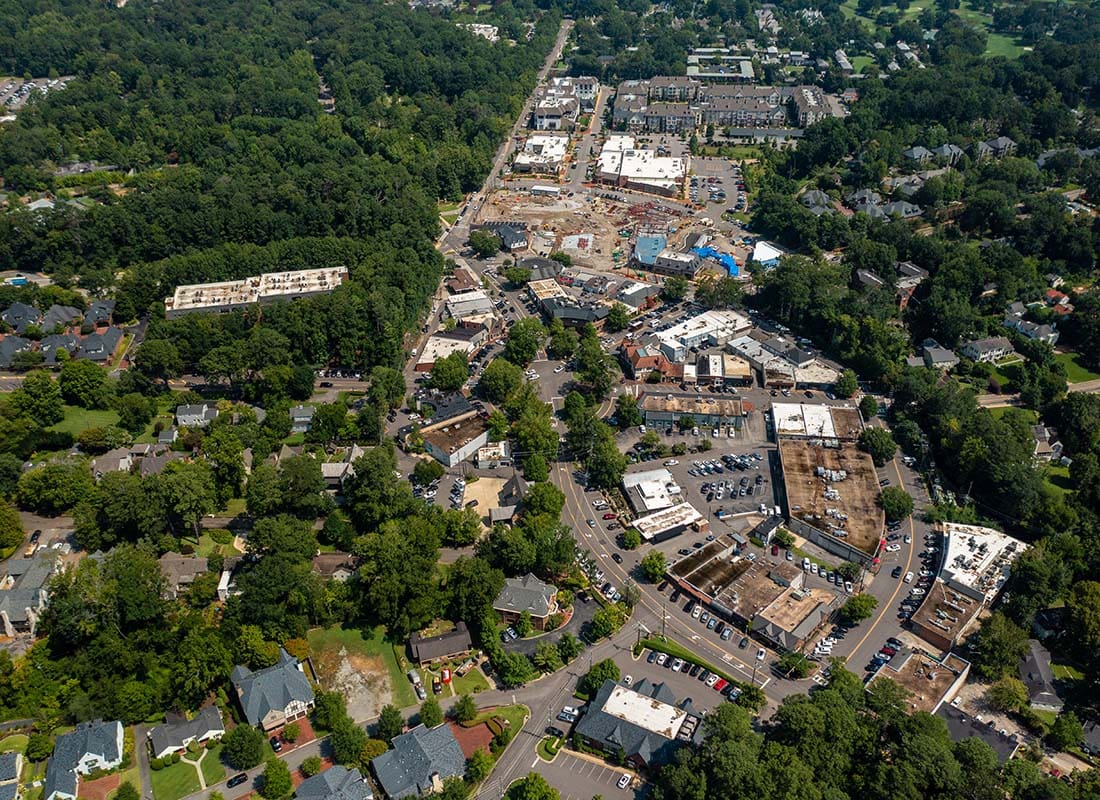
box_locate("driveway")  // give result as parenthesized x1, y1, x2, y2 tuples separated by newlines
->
(503, 596, 599, 657)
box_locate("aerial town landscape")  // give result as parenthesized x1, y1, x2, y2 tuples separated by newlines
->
(0, 1, 1098, 800)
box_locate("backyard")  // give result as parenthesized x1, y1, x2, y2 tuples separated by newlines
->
(149, 761, 200, 800)
(1055, 352, 1100, 384)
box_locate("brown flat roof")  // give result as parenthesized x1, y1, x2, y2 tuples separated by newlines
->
(421, 416, 489, 453)
(829, 407, 864, 439)
(759, 585, 836, 630)
(779, 440, 884, 556)
(667, 539, 736, 581)
(909, 580, 983, 643)
(640, 394, 744, 417)
(870, 650, 969, 714)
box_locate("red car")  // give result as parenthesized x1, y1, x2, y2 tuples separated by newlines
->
(602, 512, 617, 520)
(713, 679, 728, 692)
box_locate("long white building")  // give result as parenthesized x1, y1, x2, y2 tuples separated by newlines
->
(164, 267, 348, 318)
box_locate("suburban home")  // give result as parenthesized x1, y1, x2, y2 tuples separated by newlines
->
(371, 724, 466, 800)
(1019, 639, 1063, 713)
(77, 327, 124, 363)
(960, 336, 1014, 364)
(290, 405, 316, 434)
(158, 554, 210, 599)
(40, 334, 78, 365)
(1003, 315, 1059, 345)
(43, 720, 124, 800)
(40, 305, 82, 332)
(1, 303, 40, 333)
(931, 143, 965, 164)
(148, 707, 225, 760)
(0, 751, 22, 800)
(311, 553, 358, 582)
(1032, 425, 1063, 462)
(902, 145, 932, 164)
(231, 648, 315, 731)
(573, 679, 703, 769)
(407, 622, 473, 667)
(297, 766, 374, 800)
(0, 337, 32, 369)
(175, 403, 219, 428)
(83, 300, 116, 329)
(90, 447, 135, 479)
(493, 574, 559, 631)
(158, 427, 179, 446)
(0, 551, 58, 638)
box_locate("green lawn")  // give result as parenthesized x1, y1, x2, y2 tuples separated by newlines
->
(49, 405, 120, 435)
(1043, 464, 1074, 496)
(468, 704, 528, 733)
(109, 765, 143, 800)
(0, 735, 27, 754)
(450, 665, 490, 696)
(194, 532, 241, 558)
(851, 55, 874, 73)
(1052, 661, 1085, 681)
(308, 625, 417, 708)
(200, 746, 226, 785)
(984, 32, 1025, 57)
(1055, 352, 1100, 384)
(987, 407, 1038, 423)
(149, 761, 201, 800)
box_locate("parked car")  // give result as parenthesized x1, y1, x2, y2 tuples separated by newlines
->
(270, 737, 282, 753)
(228, 775, 249, 789)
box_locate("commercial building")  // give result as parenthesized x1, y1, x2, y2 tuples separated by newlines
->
(632, 503, 707, 543)
(936, 705, 1021, 762)
(475, 441, 511, 469)
(696, 353, 752, 386)
(164, 267, 348, 318)
(867, 650, 970, 714)
(420, 415, 490, 468)
(939, 523, 1027, 603)
(621, 468, 683, 514)
(777, 438, 884, 566)
(770, 403, 863, 443)
(445, 289, 495, 321)
(639, 393, 745, 430)
(414, 334, 476, 373)
(494, 574, 559, 630)
(616, 281, 660, 310)
(596, 136, 686, 197)
(651, 249, 700, 278)
(908, 580, 983, 653)
(573, 679, 703, 769)
(528, 278, 568, 304)
(667, 539, 836, 650)
(657, 310, 751, 362)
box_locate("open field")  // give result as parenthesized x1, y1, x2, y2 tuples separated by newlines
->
(308, 625, 416, 718)
(49, 406, 120, 435)
(1043, 464, 1073, 496)
(1056, 352, 1100, 384)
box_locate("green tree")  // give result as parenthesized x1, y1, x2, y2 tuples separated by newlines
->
(837, 593, 878, 625)
(777, 651, 812, 678)
(859, 395, 879, 420)
(466, 748, 493, 783)
(369, 367, 406, 411)
(11, 370, 63, 426)
(503, 266, 532, 286)
(260, 757, 292, 799)
(246, 464, 283, 518)
(203, 427, 245, 505)
(532, 640, 564, 672)
(59, 359, 110, 408)
(579, 658, 621, 696)
(640, 550, 666, 582)
(17, 462, 94, 516)
(879, 486, 915, 521)
(223, 724, 265, 770)
(605, 303, 631, 332)
(503, 318, 546, 366)
(506, 774, 560, 800)
(412, 459, 445, 486)
(25, 733, 53, 761)
(377, 704, 404, 743)
(430, 351, 469, 392)
(420, 697, 443, 728)
(1047, 711, 1083, 751)
(835, 369, 859, 398)
(661, 276, 689, 302)
(479, 358, 523, 403)
(621, 528, 641, 549)
(614, 395, 642, 428)
(451, 693, 478, 724)
(312, 690, 349, 731)
(557, 632, 582, 663)
(469, 230, 503, 257)
(115, 782, 139, 800)
(971, 612, 1030, 680)
(133, 339, 183, 388)
(0, 500, 23, 550)
(515, 610, 534, 637)
(987, 676, 1029, 712)
(300, 755, 322, 777)
(116, 392, 155, 434)
(859, 427, 897, 466)
(330, 718, 368, 766)
(590, 604, 627, 639)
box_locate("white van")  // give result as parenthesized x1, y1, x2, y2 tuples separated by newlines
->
(802, 557, 811, 571)
(904, 571, 914, 583)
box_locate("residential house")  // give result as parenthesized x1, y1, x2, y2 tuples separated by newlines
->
(311, 553, 358, 582)
(175, 403, 219, 428)
(158, 554, 210, 599)
(846, 189, 881, 211)
(138, 451, 187, 478)
(1, 303, 39, 334)
(0, 751, 21, 800)
(0, 337, 32, 369)
(297, 766, 374, 800)
(493, 574, 559, 631)
(477, 221, 528, 251)
(39, 334, 78, 366)
(881, 200, 922, 219)
(158, 427, 179, 446)
(43, 720, 123, 800)
(148, 707, 225, 760)
(371, 724, 466, 800)
(909, 339, 958, 371)
(1004, 315, 1059, 345)
(573, 679, 702, 769)
(800, 189, 832, 215)
(90, 448, 134, 479)
(0, 551, 58, 638)
(856, 270, 886, 291)
(77, 327, 123, 363)
(1032, 425, 1063, 463)
(290, 405, 316, 434)
(83, 300, 116, 329)
(407, 622, 473, 668)
(960, 336, 1014, 364)
(903, 146, 933, 165)
(40, 305, 81, 332)
(931, 143, 964, 164)
(231, 648, 315, 731)
(974, 136, 1016, 161)
(1018, 639, 1063, 713)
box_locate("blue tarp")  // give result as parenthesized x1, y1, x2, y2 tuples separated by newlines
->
(692, 247, 739, 276)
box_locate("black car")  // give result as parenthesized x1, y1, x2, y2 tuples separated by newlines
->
(319, 381, 333, 388)
(647, 651, 657, 663)
(546, 726, 565, 738)
(270, 736, 282, 753)
(228, 775, 249, 789)
(612, 553, 623, 564)
(739, 636, 749, 648)
(891, 566, 903, 578)
(689, 663, 701, 677)
(30, 530, 40, 544)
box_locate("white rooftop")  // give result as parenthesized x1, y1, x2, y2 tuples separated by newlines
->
(752, 241, 784, 263)
(603, 684, 688, 739)
(659, 310, 751, 348)
(416, 335, 475, 368)
(165, 267, 348, 313)
(633, 503, 704, 541)
(771, 402, 837, 439)
(940, 523, 1028, 601)
(622, 468, 682, 513)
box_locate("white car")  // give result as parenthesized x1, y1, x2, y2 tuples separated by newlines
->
(671, 658, 684, 671)
(705, 673, 720, 687)
(622, 674, 633, 686)
(885, 544, 901, 552)
(910, 588, 926, 596)
(617, 774, 631, 790)
(810, 563, 819, 575)
(691, 605, 702, 619)
(664, 459, 679, 466)
(844, 581, 854, 593)
(554, 364, 565, 373)
(656, 653, 667, 666)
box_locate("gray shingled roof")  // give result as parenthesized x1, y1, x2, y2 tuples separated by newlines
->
(78, 327, 123, 362)
(0, 336, 32, 369)
(148, 707, 224, 758)
(494, 574, 557, 617)
(40, 305, 81, 331)
(230, 648, 314, 727)
(84, 300, 115, 328)
(0, 752, 20, 782)
(44, 720, 122, 800)
(297, 766, 374, 800)
(371, 724, 465, 800)
(408, 622, 472, 664)
(2, 303, 40, 333)
(573, 679, 694, 768)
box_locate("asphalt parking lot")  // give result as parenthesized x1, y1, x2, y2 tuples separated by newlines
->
(620, 646, 752, 707)
(690, 157, 744, 215)
(533, 751, 638, 800)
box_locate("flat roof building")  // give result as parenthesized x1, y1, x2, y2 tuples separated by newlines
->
(632, 503, 707, 543)
(622, 468, 682, 514)
(445, 290, 495, 321)
(657, 310, 752, 362)
(640, 393, 745, 430)
(421, 415, 490, 468)
(164, 267, 348, 318)
(528, 279, 567, 303)
(514, 133, 570, 173)
(939, 523, 1027, 603)
(908, 579, 983, 652)
(868, 650, 970, 714)
(770, 403, 863, 442)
